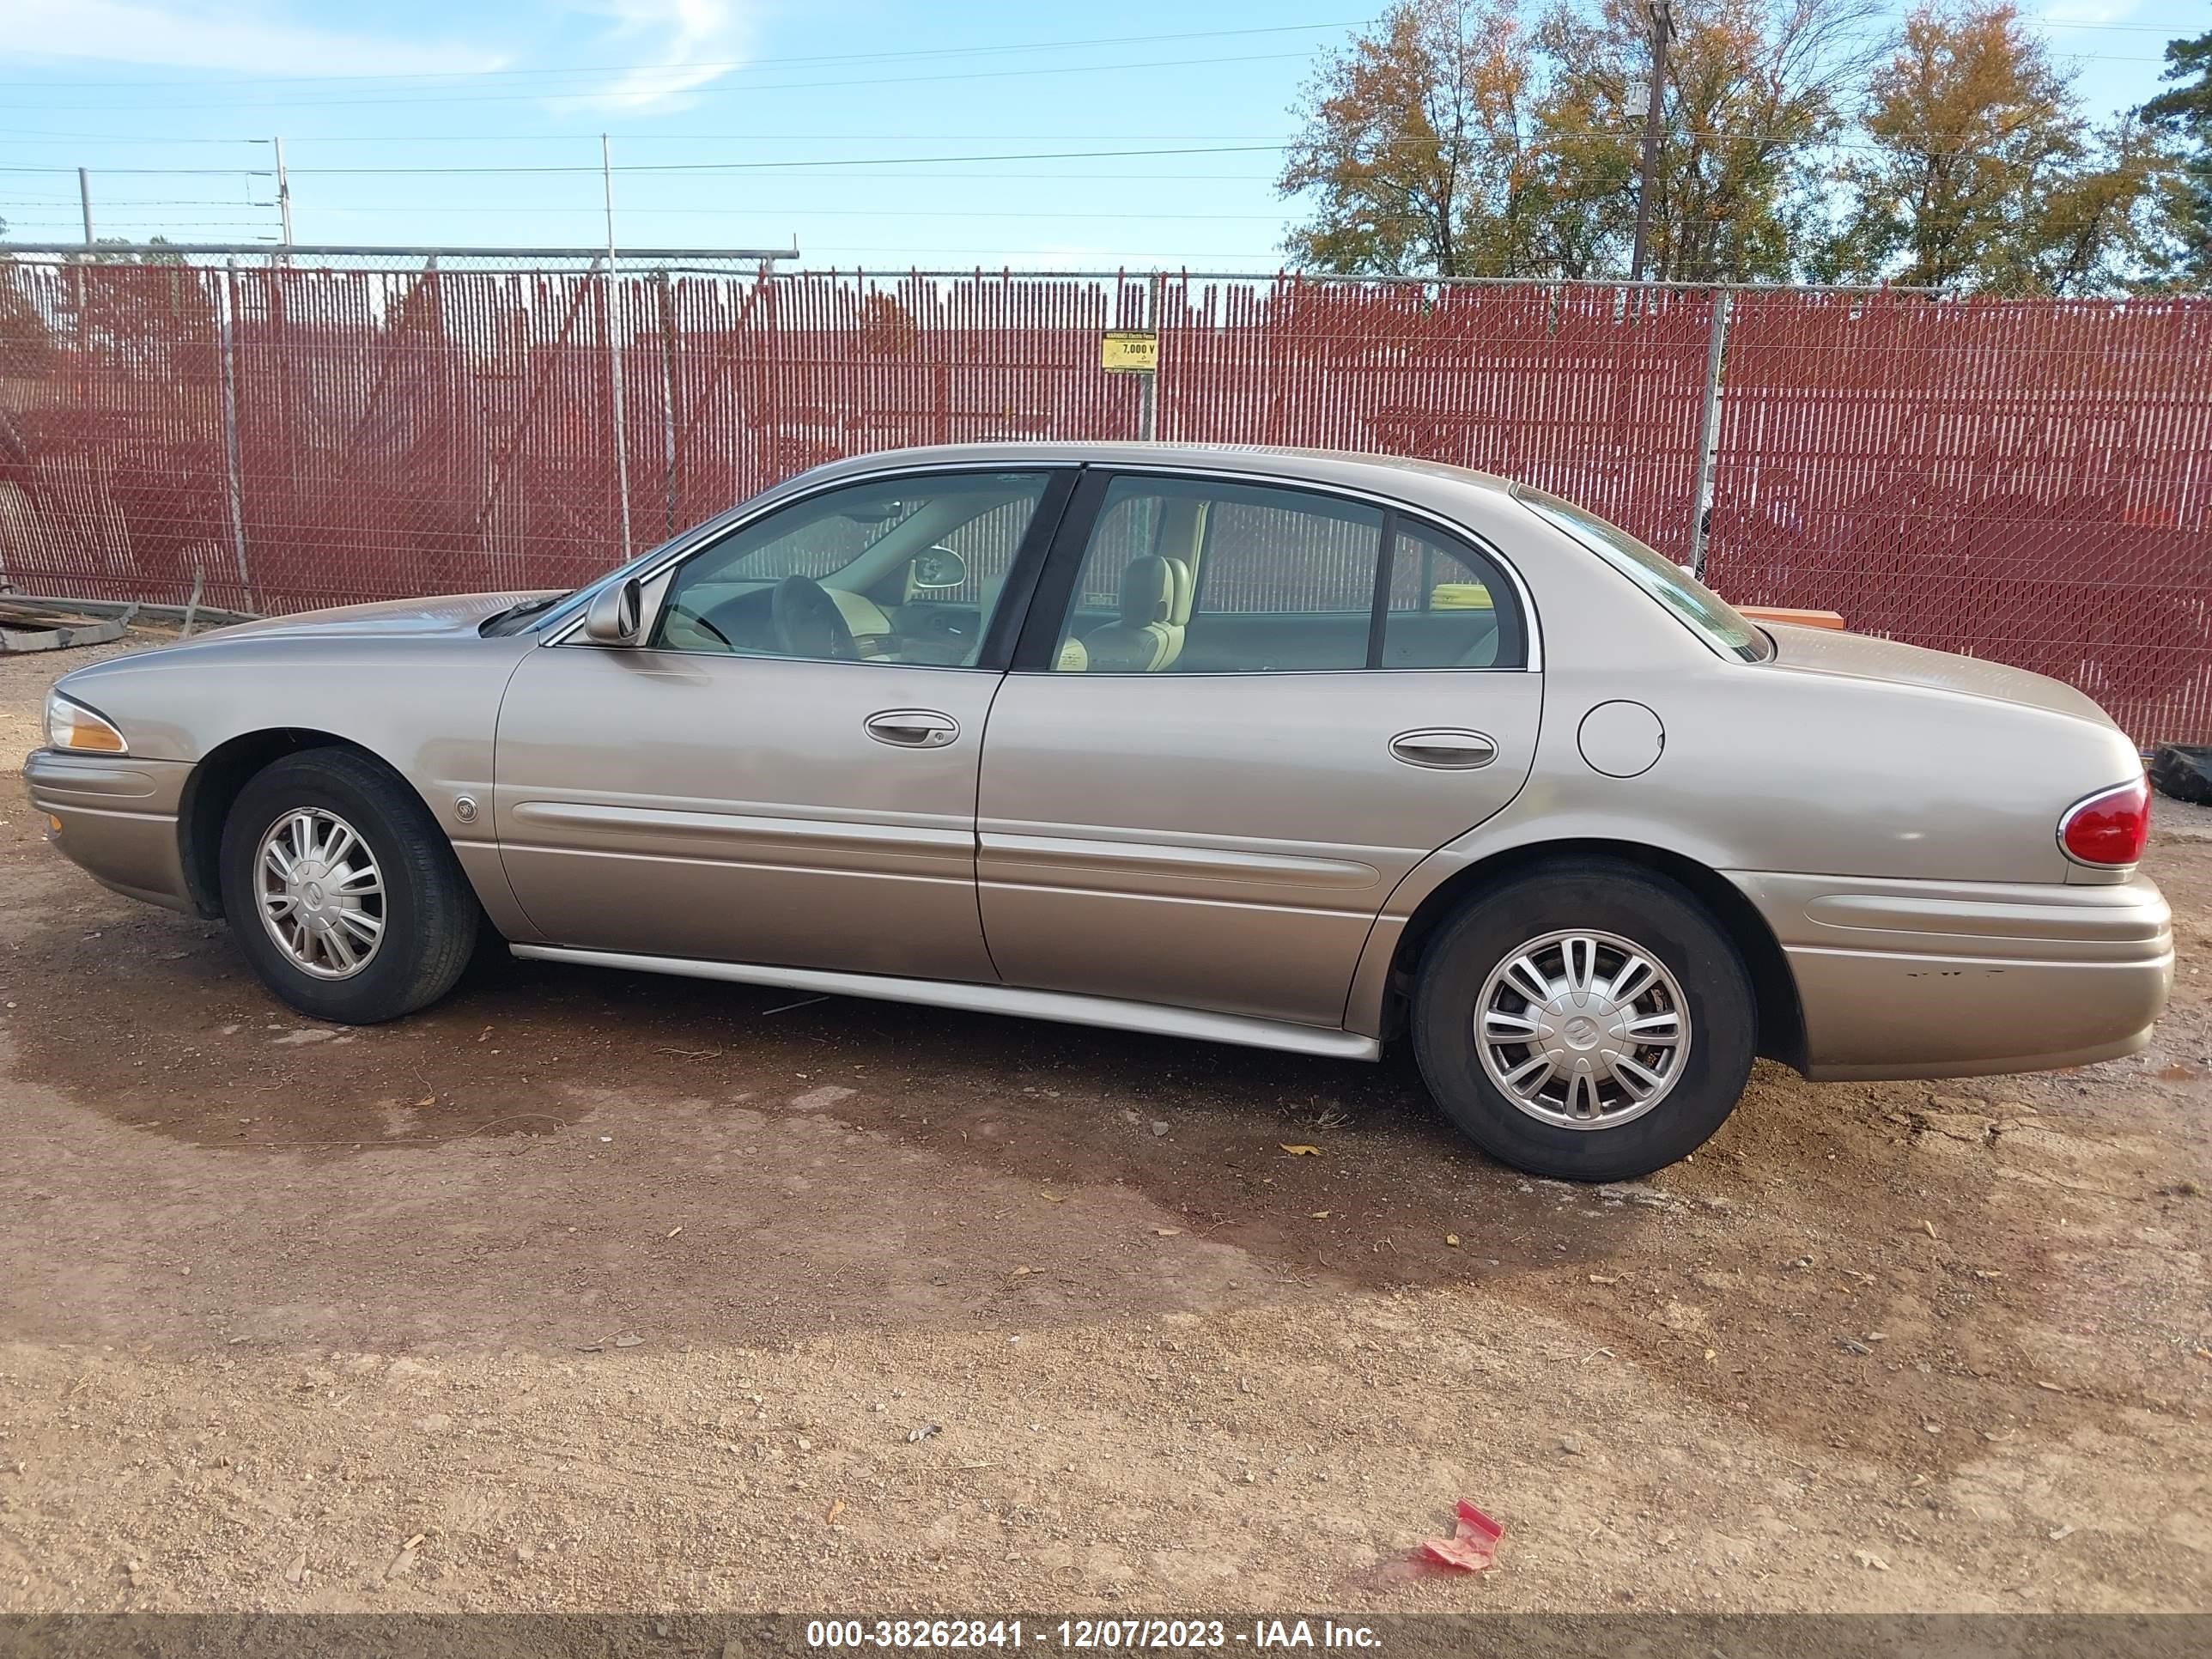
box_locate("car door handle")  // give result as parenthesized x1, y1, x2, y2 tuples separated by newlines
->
(865, 709, 960, 749)
(1389, 728, 1498, 769)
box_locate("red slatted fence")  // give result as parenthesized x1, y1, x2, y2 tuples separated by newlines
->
(2, 260, 2207, 740)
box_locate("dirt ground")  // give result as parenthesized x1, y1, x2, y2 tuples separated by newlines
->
(0, 632, 2205, 1617)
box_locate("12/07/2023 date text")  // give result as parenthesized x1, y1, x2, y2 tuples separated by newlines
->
(804, 1620, 1384, 1650)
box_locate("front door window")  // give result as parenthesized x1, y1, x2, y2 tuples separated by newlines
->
(652, 471, 1054, 666)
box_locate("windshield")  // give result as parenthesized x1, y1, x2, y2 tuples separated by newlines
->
(1516, 489, 1771, 664)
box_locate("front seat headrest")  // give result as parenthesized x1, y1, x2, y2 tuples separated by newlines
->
(1117, 555, 1177, 627)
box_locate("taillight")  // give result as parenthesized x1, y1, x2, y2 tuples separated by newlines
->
(2059, 776, 2151, 867)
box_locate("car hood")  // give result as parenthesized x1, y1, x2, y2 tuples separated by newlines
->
(1761, 623, 2119, 730)
(203, 591, 561, 642)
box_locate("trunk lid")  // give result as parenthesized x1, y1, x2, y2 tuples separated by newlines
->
(1760, 623, 2119, 731)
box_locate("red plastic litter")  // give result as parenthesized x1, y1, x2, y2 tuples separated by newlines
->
(1420, 1499, 1504, 1571)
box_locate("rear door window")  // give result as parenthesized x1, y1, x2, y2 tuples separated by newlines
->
(1042, 473, 1526, 674)
(1382, 520, 1525, 670)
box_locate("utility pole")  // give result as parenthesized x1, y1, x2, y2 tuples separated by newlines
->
(71, 167, 92, 349)
(602, 133, 635, 558)
(272, 136, 294, 248)
(1629, 0, 1673, 283)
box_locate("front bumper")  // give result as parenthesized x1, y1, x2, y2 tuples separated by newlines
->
(22, 748, 195, 913)
(1729, 870, 2173, 1081)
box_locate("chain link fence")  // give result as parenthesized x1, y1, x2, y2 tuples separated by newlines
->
(1703, 291, 2212, 745)
(3, 246, 2208, 739)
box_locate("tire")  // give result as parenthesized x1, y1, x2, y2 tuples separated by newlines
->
(1411, 858, 1755, 1182)
(218, 747, 481, 1024)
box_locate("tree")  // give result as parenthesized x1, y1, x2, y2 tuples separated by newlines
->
(2032, 114, 2184, 295)
(858, 289, 919, 356)
(2140, 28, 2212, 287)
(40, 237, 220, 374)
(1278, 0, 1553, 278)
(1531, 0, 1876, 283)
(1822, 2, 2156, 293)
(1279, 0, 1875, 283)
(0, 261, 61, 384)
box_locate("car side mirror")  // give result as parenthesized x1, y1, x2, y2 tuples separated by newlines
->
(583, 578, 643, 646)
(910, 546, 968, 591)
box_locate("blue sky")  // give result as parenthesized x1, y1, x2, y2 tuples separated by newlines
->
(0, 1, 2203, 268)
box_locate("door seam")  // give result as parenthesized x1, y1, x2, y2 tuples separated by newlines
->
(483, 644, 551, 942)
(972, 669, 1012, 984)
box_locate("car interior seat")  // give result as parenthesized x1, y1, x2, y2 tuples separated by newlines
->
(1150, 496, 1204, 667)
(1065, 496, 1208, 673)
(1082, 554, 1184, 672)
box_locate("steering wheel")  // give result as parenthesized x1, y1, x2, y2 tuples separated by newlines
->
(771, 574, 858, 661)
(661, 600, 733, 652)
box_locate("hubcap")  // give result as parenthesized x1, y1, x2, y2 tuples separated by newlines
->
(253, 807, 386, 980)
(1474, 929, 1691, 1130)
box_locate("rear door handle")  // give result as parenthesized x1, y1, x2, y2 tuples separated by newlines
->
(865, 708, 960, 749)
(1389, 728, 1498, 769)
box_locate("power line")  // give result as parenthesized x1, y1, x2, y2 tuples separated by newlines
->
(0, 11, 2176, 102)
(2035, 20, 2210, 34)
(275, 204, 1293, 222)
(0, 167, 276, 177)
(0, 219, 275, 229)
(0, 198, 266, 207)
(803, 246, 1283, 258)
(5, 46, 1324, 113)
(0, 131, 1297, 146)
(301, 143, 1299, 174)
(0, 143, 1286, 177)
(0, 6, 2182, 132)
(93, 170, 1291, 185)
(12, 118, 2119, 185)
(0, 20, 1365, 91)
(3, 36, 2185, 116)
(0, 133, 271, 146)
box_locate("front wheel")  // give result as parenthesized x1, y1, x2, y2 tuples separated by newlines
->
(1412, 859, 1756, 1181)
(219, 748, 481, 1024)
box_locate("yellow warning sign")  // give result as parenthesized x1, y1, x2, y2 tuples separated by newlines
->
(1100, 330, 1158, 373)
(1429, 581, 1494, 610)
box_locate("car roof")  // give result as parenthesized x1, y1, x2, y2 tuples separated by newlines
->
(796, 441, 1522, 500)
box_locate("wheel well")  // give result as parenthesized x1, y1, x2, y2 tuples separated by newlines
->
(1385, 838, 1808, 1072)
(176, 730, 408, 919)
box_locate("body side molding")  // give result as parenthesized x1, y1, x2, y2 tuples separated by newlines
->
(510, 944, 1382, 1060)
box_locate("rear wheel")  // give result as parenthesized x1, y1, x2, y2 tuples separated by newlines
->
(1412, 859, 1755, 1181)
(219, 748, 480, 1024)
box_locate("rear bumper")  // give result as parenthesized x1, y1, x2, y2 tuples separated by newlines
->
(1729, 870, 2172, 1081)
(22, 748, 195, 913)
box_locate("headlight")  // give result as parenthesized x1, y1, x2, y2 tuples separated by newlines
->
(44, 689, 128, 755)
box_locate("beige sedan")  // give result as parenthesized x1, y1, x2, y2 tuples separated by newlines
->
(27, 444, 2172, 1180)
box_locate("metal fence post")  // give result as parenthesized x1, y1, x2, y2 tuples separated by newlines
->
(600, 254, 635, 559)
(1139, 271, 1162, 441)
(657, 267, 678, 537)
(599, 134, 635, 558)
(1687, 287, 1732, 579)
(216, 258, 255, 609)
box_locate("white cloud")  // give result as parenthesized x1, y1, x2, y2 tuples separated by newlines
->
(574, 0, 752, 112)
(0, 0, 502, 76)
